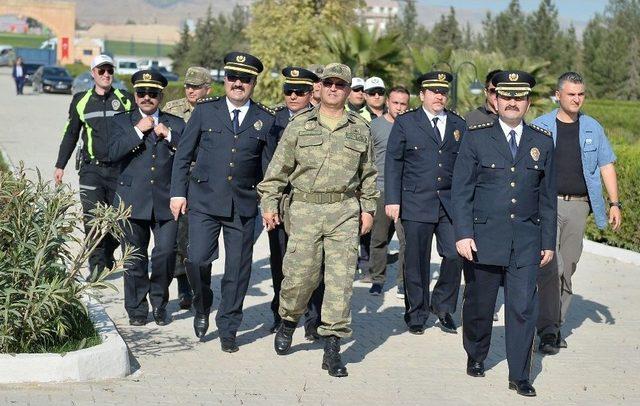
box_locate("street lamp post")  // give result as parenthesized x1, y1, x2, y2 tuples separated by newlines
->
(432, 60, 484, 111)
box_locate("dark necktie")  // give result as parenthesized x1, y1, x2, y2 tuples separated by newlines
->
(432, 117, 442, 141)
(509, 129, 518, 159)
(232, 109, 240, 134)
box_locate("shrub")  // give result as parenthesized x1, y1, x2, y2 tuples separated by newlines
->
(0, 165, 135, 353)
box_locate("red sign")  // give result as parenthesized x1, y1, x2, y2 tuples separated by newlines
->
(61, 37, 69, 59)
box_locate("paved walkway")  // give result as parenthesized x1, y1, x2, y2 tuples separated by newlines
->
(1, 68, 638, 404)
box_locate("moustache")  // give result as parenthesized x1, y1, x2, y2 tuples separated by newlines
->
(505, 106, 520, 111)
(232, 86, 244, 91)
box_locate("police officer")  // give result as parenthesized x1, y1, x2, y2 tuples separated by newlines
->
(269, 67, 324, 340)
(385, 71, 466, 335)
(360, 77, 387, 122)
(346, 77, 365, 112)
(109, 70, 184, 326)
(54, 54, 134, 282)
(164, 66, 212, 310)
(259, 63, 379, 377)
(170, 52, 278, 353)
(452, 71, 556, 397)
(464, 69, 502, 127)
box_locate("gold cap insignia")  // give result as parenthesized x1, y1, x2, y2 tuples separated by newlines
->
(509, 73, 519, 82)
(254, 119, 263, 131)
(143, 73, 152, 81)
(438, 73, 446, 81)
(454, 129, 461, 142)
(236, 55, 246, 63)
(291, 69, 299, 77)
(304, 121, 316, 130)
(530, 147, 540, 161)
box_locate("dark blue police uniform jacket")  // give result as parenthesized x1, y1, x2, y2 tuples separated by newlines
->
(170, 97, 278, 218)
(109, 109, 185, 221)
(451, 120, 557, 267)
(385, 107, 467, 222)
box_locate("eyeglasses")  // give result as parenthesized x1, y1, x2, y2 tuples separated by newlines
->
(351, 87, 363, 93)
(226, 75, 253, 84)
(366, 90, 385, 97)
(322, 79, 348, 90)
(185, 84, 207, 90)
(97, 67, 114, 76)
(136, 91, 160, 99)
(284, 89, 309, 97)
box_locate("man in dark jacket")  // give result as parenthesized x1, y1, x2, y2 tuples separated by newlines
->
(109, 70, 184, 326)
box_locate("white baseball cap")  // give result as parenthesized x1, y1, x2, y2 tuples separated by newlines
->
(364, 76, 385, 91)
(91, 54, 115, 69)
(351, 77, 365, 90)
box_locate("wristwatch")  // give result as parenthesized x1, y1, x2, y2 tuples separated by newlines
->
(609, 201, 623, 209)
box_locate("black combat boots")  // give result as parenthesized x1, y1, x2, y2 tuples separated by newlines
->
(322, 336, 348, 377)
(274, 320, 296, 355)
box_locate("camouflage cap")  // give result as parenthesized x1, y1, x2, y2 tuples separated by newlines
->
(320, 63, 352, 84)
(184, 66, 212, 86)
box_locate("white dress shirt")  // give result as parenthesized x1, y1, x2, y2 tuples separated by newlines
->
(498, 118, 523, 146)
(423, 108, 447, 141)
(226, 97, 251, 126)
(15, 65, 23, 77)
(134, 108, 172, 142)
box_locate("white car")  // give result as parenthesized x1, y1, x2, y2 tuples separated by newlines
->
(116, 59, 139, 75)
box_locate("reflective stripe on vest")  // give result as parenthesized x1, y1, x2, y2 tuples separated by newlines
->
(114, 89, 132, 111)
(75, 89, 94, 158)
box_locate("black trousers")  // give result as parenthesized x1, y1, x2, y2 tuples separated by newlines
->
(268, 225, 324, 330)
(463, 251, 539, 382)
(123, 217, 177, 318)
(187, 207, 254, 339)
(401, 205, 462, 327)
(78, 163, 120, 272)
(369, 189, 405, 286)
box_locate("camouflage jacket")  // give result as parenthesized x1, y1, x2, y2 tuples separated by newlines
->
(258, 105, 379, 214)
(163, 97, 194, 122)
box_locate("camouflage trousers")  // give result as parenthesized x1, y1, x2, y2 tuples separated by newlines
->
(279, 198, 360, 338)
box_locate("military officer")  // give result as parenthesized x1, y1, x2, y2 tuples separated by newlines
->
(269, 66, 325, 340)
(109, 70, 185, 326)
(258, 63, 379, 377)
(385, 71, 467, 335)
(170, 52, 278, 353)
(164, 66, 212, 311)
(452, 71, 556, 397)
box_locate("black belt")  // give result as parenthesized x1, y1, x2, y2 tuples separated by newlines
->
(85, 159, 116, 167)
(558, 194, 589, 202)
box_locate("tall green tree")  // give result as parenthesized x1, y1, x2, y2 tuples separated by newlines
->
(481, 0, 528, 58)
(169, 22, 193, 75)
(526, 0, 563, 71)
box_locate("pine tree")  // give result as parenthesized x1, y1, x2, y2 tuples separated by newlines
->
(169, 22, 192, 75)
(490, 0, 527, 58)
(526, 0, 562, 71)
(430, 7, 462, 53)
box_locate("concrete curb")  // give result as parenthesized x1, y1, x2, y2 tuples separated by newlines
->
(583, 239, 640, 266)
(0, 295, 130, 383)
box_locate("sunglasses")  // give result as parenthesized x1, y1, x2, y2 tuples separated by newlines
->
(284, 89, 309, 97)
(322, 79, 348, 90)
(97, 67, 114, 76)
(366, 90, 385, 97)
(136, 91, 160, 99)
(185, 83, 207, 90)
(351, 87, 364, 93)
(226, 75, 253, 84)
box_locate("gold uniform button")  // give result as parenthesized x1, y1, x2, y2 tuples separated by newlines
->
(152, 154, 156, 159)
(234, 135, 238, 139)
(229, 162, 234, 167)
(510, 182, 516, 187)
(510, 214, 515, 219)
(534, 165, 539, 169)
(150, 180, 154, 184)
(231, 148, 236, 153)
(414, 146, 418, 150)
(438, 150, 442, 154)
(151, 166, 155, 171)
(510, 167, 515, 172)
(438, 163, 443, 167)
(491, 163, 495, 168)
(511, 198, 517, 203)
(437, 177, 442, 181)
(227, 176, 233, 181)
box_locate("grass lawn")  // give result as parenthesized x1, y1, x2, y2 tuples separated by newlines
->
(0, 32, 50, 48)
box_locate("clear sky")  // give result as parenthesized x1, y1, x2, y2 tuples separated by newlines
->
(424, 0, 607, 23)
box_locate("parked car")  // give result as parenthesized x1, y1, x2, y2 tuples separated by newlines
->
(31, 66, 74, 94)
(0, 45, 14, 66)
(71, 71, 128, 95)
(151, 66, 179, 82)
(116, 59, 139, 75)
(23, 63, 43, 86)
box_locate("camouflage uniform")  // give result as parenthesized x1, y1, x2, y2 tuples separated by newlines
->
(258, 105, 379, 338)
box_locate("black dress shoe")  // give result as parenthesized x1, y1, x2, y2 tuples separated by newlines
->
(322, 336, 348, 377)
(193, 313, 209, 338)
(304, 325, 320, 341)
(129, 317, 147, 326)
(437, 312, 457, 334)
(538, 334, 559, 355)
(269, 320, 281, 334)
(220, 337, 239, 353)
(178, 295, 193, 310)
(274, 320, 296, 355)
(152, 308, 169, 326)
(408, 325, 425, 335)
(509, 380, 536, 397)
(466, 358, 485, 377)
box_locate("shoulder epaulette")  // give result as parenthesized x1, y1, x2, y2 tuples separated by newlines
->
(272, 104, 286, 112)
(197, 96, 220, 104)
(398, 107, 418, 116)
(347, 109, 371, 127)
(528, 123, 552, 137)
(254, 101, 276, 116)
(289, 105, 314, 121)
(447, 109, 465, 121)
(468, 121, 494, 130)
